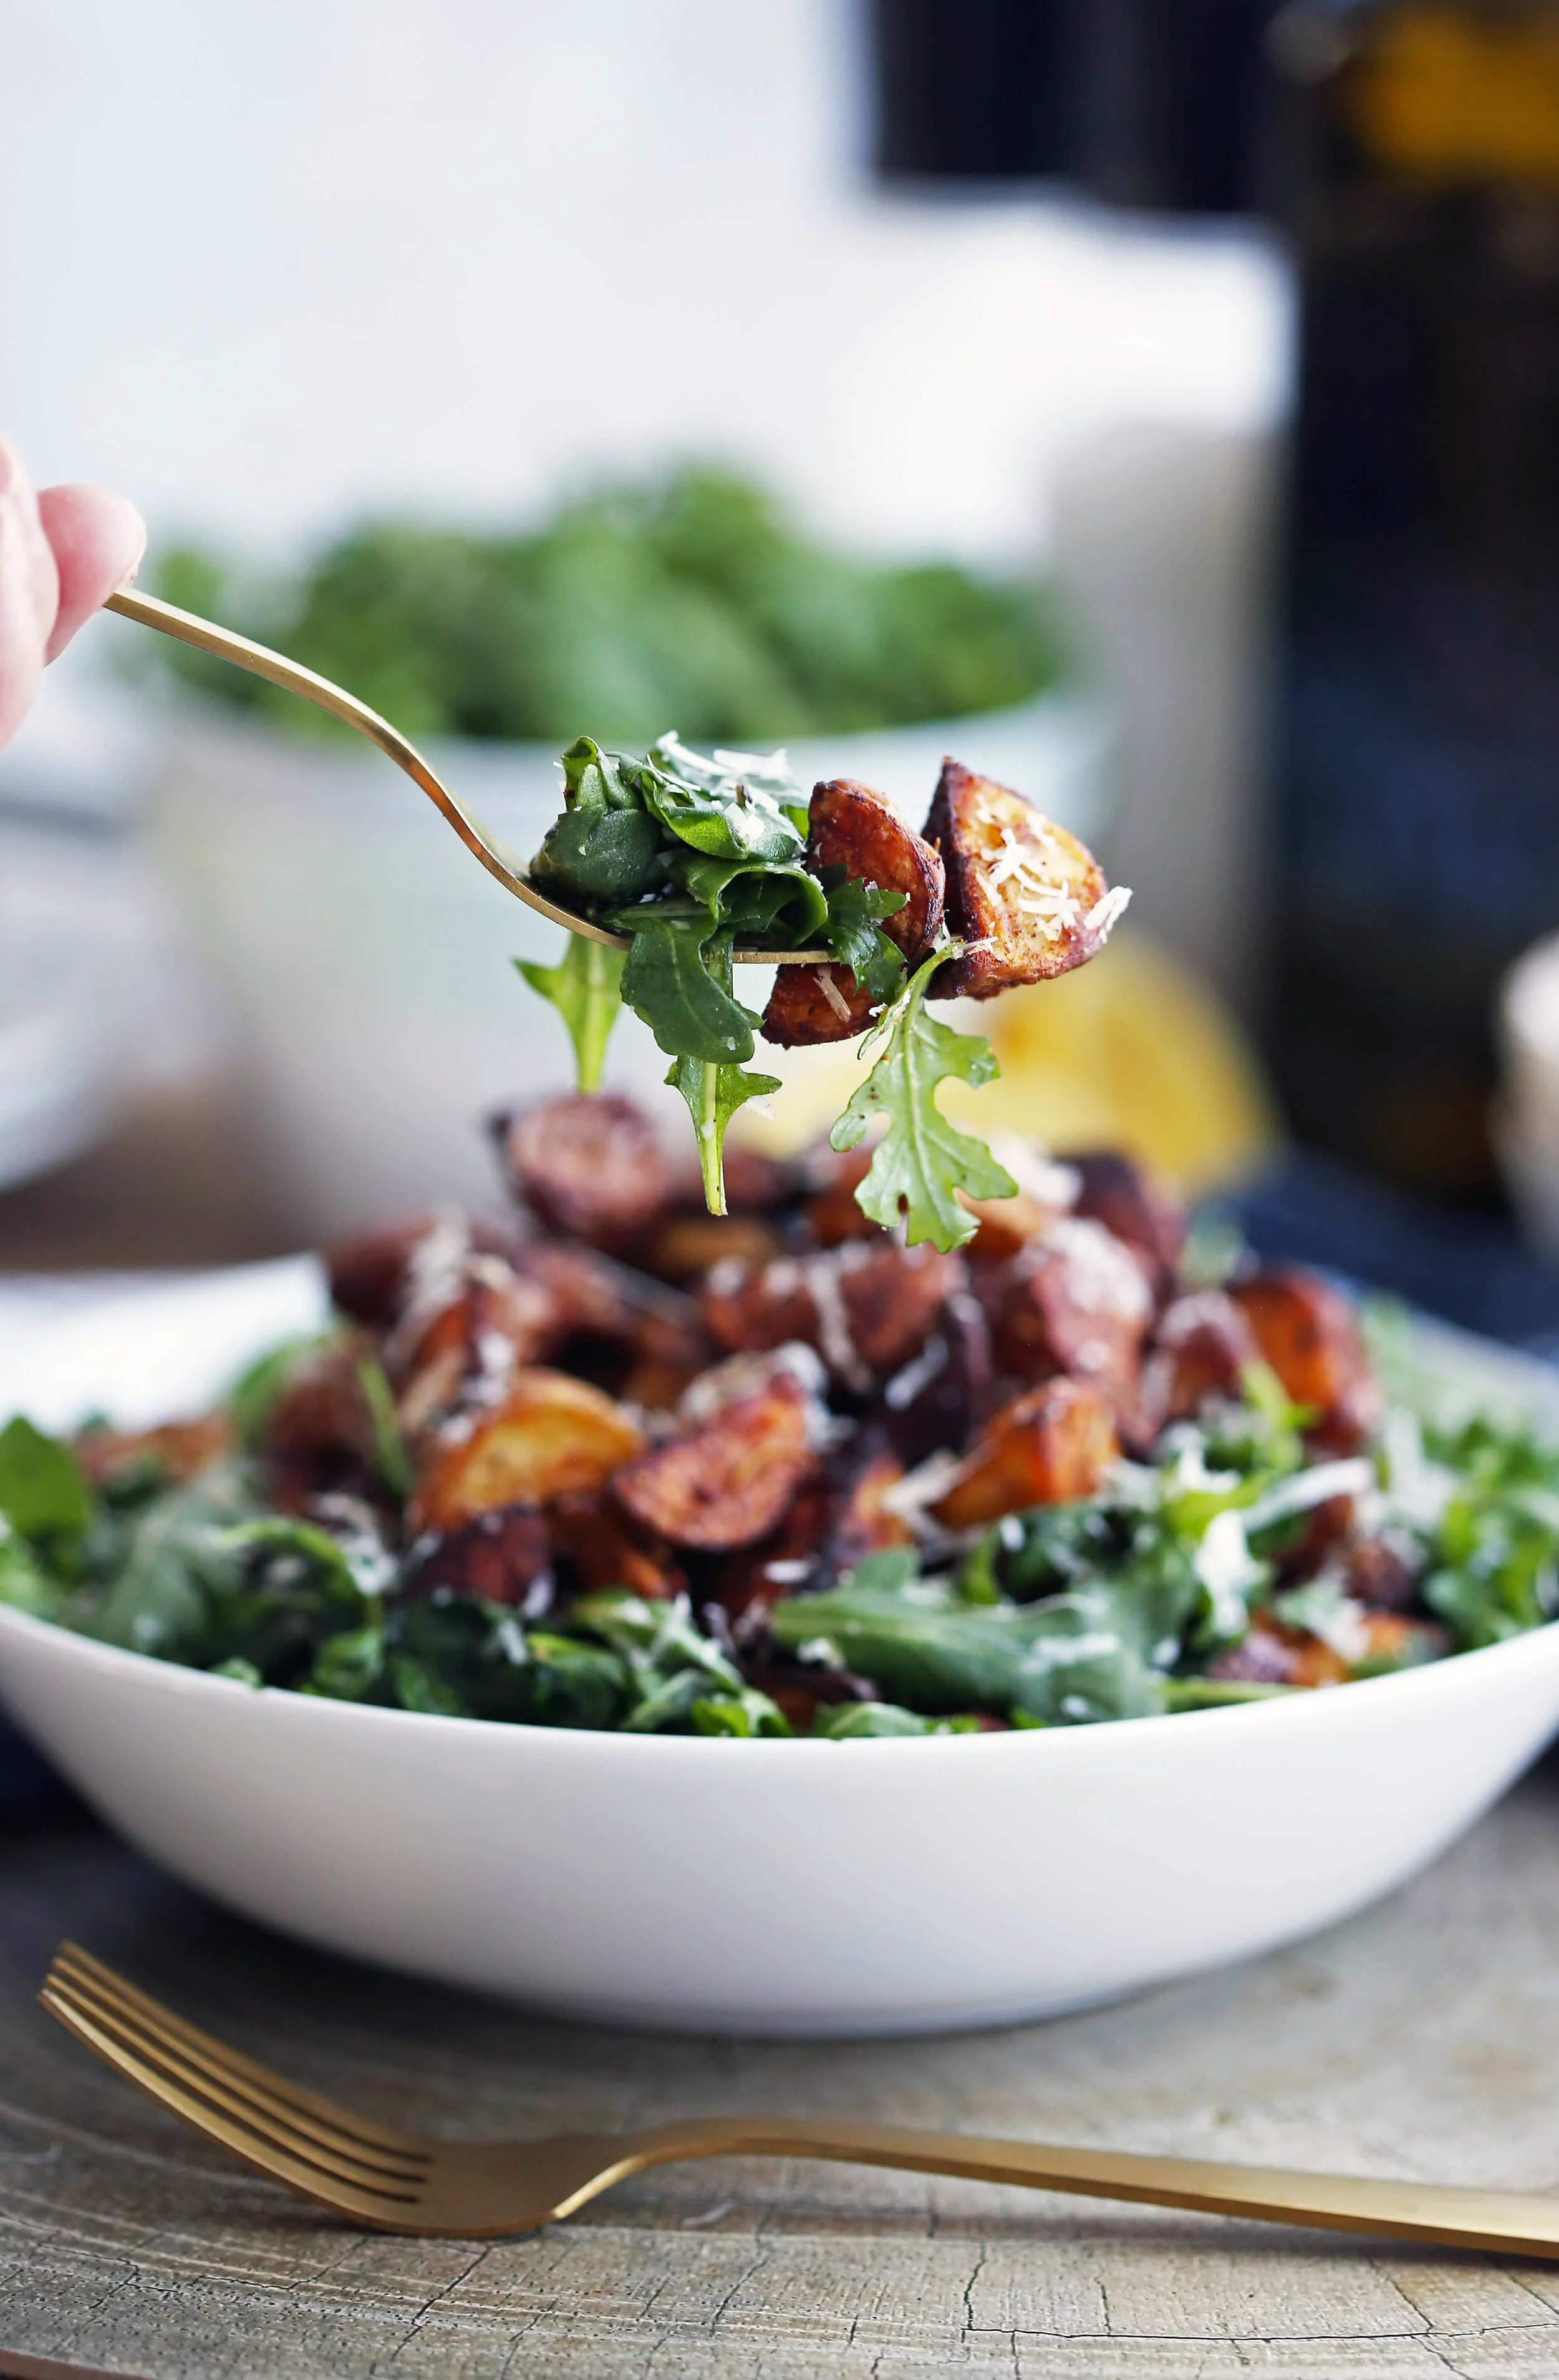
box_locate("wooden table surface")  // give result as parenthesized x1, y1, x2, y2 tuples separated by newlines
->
(5, 1774, 1559, 2380)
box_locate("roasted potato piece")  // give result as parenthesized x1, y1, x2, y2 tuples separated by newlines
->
(1343, 1531, 1422, 1613)
(709, 1473, 837, 1632)
(803, 1144, 877, 1247)
(549, 1491, 683, 1602)
(392, 1257, 562, 1439)
(984, 1217, 1154, 1399)
(614, 1373, 817, 1550)
(702, 1242, 962, 1388)
(923, 760, 1114, 1001)
(1231, 1267, 1381, 1450)
(929, 1376, 1119, 1530)
(734, 1653, 877, 1733)
(402, 1504, 553, 1608)
(1142, 1290, 1260, 1425)
(1209, 1622, 1348, 1690)
(413, 1370, 644, 1532)
(1064, 1150, 1185, 1297)
(260, 1341, 380, 1473)
(762, 776, 945, 1046)
(494, 1094, 672, 1252)
(326, 1219, 432, 1332)
(879, 1289, 995, 1468)
(75, 1415, 233, 1492)
(831, 1445, 914, 1570)
(956, 1186, 1058, 1264)
(641, 1213, 784, 1284)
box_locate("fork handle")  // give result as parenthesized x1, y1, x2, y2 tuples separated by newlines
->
(628, 2119, 1559, 2259)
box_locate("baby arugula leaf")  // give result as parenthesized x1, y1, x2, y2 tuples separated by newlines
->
(621, 921, 760, 1065)
(514, 933, 625, 1093)
(531, 737, 664, 905)
(659, 942, 780, 1213)
(829, 946, 1017, 1250)
(821, 872, 908, 1004)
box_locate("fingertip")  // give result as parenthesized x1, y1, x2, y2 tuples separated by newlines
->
(37, 483, 148, 660)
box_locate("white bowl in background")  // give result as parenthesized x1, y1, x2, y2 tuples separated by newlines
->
(146, 694, 1109, 1239)
(0, 1265, 1557, 2038)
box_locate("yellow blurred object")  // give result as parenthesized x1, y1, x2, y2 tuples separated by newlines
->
(740, 936, 1281, 1196)
(1349, 9, 1559, 189)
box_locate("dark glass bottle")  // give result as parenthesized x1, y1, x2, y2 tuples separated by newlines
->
(1267, 0, 1559, 1200)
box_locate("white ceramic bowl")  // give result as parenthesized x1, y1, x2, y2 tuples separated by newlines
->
(2, 1265, 1559, 2038)
(145, 694, 1109, 1237)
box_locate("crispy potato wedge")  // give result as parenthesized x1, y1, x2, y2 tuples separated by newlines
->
(413, 1369, 644, 1532)
(614, 1374, 816, 1550)
(929, 1376, 1119, 1530)
(326, 1220, 433, 1332)
(549, 1490, 684, 1602)
(710, 1473, 837, 1630)
(831, 1446, 914, 1570)
(392, 1257, 561, 1420)
(495, 1094, 672, 1251)
(402, 1504, 553, 1608)
(701, 1242, 960, 1386)
(985, 1217, 1153, 1394)
(922, 760, 1113, 1001)
(1142, 1290, 1260, 1425)
(1064, 1149, 1185, 1296)
(879, 1289, 995, 1468)
(763, 777, 945, 1047)
(1231, 1267, 1381, 1450)
(642, 1213, 784, 1284)
(803, 1144, 877, 1247)
(955, 1186, 1058, 1264)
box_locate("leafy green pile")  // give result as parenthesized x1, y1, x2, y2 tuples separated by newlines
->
(2, 1365, 1553, 1739)
(147, 467, 1063, 747)
(521, 732, 1014, 1236)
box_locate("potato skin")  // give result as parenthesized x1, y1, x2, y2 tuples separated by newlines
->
(929, 1376, 1119, 1530)
(413, 1369, 644, 1532)
(402, 1504, 553, 1608)
(495, 1094, 672, 1251)
(1141, 1290, 1260, 1426)
(614, 1375, 816, 1550)
(922, 760, 1111, 1001)
(1230, 1267, 1381, 1450)
(762, 777, 945, 1047)
(700, 1242, 962, 1387)
(1065, 1150, 1185, 1297)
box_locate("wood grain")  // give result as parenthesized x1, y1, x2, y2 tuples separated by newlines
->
(5, 1772, 1559, 2378)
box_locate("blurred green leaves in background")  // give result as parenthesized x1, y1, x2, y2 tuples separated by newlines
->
(148, 465, 1065, 744)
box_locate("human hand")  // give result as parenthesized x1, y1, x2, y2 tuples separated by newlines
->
(0, 437, 146, 751)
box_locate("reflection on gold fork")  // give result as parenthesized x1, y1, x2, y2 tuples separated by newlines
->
(39, 1942, 1559, 2252)
(104, 587, 829, 965)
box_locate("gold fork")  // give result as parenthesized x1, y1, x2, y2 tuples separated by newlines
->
(103, 587, 829, 966)
(37, 1943, 1559, 2253)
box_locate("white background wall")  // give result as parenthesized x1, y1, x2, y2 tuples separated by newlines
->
(1, 0, 1288, 568)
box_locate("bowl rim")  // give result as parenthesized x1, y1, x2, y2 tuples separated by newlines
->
(2, 1595, 1555, 1766)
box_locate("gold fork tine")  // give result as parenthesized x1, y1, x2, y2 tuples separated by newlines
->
(51, 1944, 422, 2157)
(39, 1983, 421, 2223)
(44, 1970, 426, 2194)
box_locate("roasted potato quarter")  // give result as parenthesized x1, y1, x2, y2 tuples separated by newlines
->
(1344, 1533, 1421, 1612)
(614, 1376, 816, 1550)
(881, 1290, 995, 1468)
(922, 760, 1110, 1000)
(392, 1262, 562, 1427)
(1064, 1150, 1186, 1294)
(1146, 1290, 1260, 1423)
(1210, 1622, 1348, 1690)
(549, 1491, 683, 1602)
(957, 1186, 1059, 1264)
(839, 1242, 963, 1376)
(326, 1220, 433, 1333)
(761, 962, 876, 1047)
(987, 1219, 1153, 1396)
(644, 1213, 784, 1282)
(930, 1376, 1119, 1529)
(803, 1143, 878, 1247)
(402, 1504, 553, 1608)
(261, 1342, 380, 1472)
(1232, 1267, 1381, 1448)
(496, 1093, 672, 1250)
(762, 776, 944, 1047)
(710, 1474, 836, 1630)
(831, 1447, 914, 1569)
(700, 1257, 819, 1361)
(413, 1369, 644, 1532)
